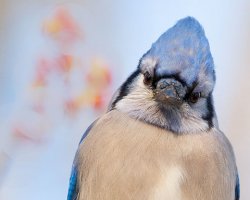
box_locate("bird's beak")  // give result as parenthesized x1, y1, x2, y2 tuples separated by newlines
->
(154, 78, 186, 105)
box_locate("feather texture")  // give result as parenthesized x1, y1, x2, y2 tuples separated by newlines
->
(76, 110, 237, 200)
(67, 121, 97, 200)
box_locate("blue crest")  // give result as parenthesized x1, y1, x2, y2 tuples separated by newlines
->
(146, 17, 215, 87)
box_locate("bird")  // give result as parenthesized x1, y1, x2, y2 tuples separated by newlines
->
(67, 17, 239, 200)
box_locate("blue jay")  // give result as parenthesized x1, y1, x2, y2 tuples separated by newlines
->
(67, 17, 239, 200)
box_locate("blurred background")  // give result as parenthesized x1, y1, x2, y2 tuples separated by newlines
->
(0, 0, 249, 199)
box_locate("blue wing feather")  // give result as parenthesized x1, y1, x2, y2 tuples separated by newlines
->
(67, 164, 78, 200)
(235, 173, 240, 200)
(67, 120, 97, 200)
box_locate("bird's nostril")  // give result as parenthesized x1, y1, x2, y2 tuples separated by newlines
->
(159, 81, 169, 89)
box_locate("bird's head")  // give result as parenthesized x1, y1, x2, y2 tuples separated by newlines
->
(109, 17, 218, 134)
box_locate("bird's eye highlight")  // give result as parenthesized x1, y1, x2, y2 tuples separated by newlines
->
(143, 71, 152, 85)
(189, 92, 201, 103)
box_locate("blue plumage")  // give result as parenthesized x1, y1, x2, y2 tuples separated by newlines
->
(235, 174, 240, 200)
(146, 17, 214, 87)
(67, 165, 78, 200)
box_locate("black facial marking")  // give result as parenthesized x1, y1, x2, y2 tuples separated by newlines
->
(162, 107, 181, 133)
(110, 69, 140, 109)
(143, 71, 152, 85)
(152, 73, 187, 89)
(144, 106, 181, 133)
(201, 93, 214, 128)
(183, 80, 199, 101)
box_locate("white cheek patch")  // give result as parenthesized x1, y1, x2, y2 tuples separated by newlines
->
(139, 57, 158, 77)
(116, 75, 156, 118)
(151, 166, 184, 200)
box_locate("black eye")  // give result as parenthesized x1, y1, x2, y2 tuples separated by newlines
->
(189, 92, 201, 103)
(143, 71, 152, 85)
